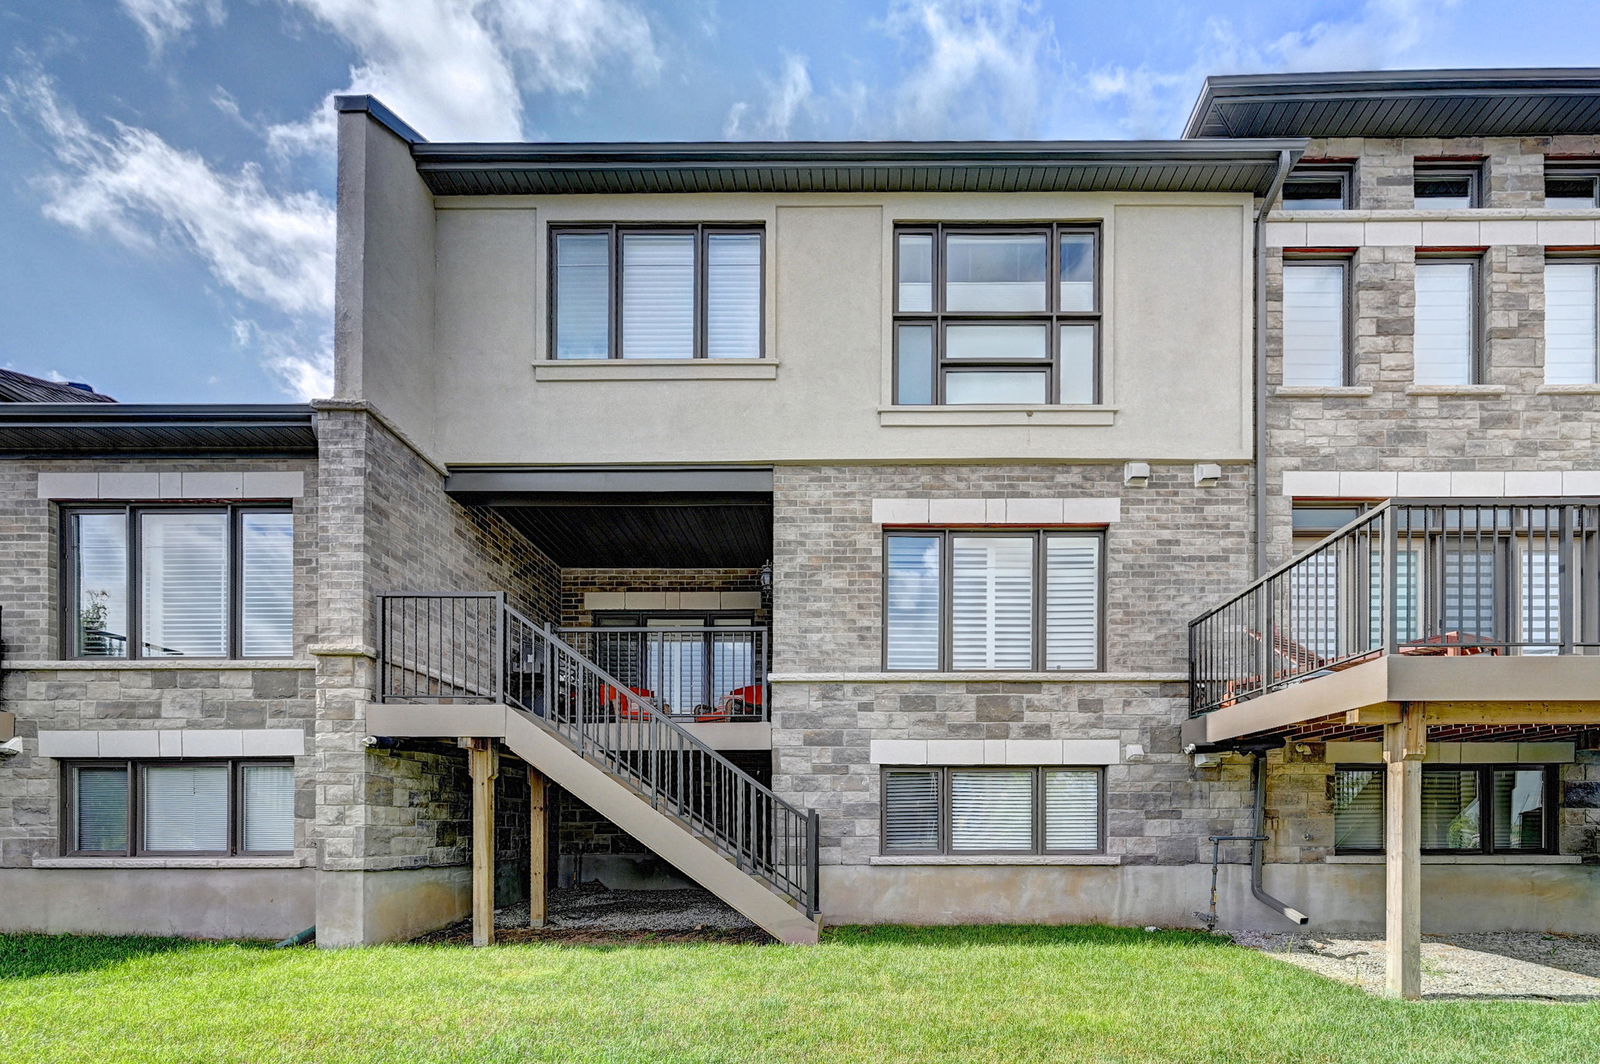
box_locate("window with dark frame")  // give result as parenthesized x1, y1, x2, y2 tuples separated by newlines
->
(1332, 764, 1558, 855)
(1281, 168, 1352, 210)
(551, 224, 764, 360)
(1545, 257, 1600, 385)
(1281, 258, 1351, 387)
(1414, 256, 1481, 386)
(1413, 162, 1481, 209)
(881, 766, 1103, 855)
(892, 223, 1100, 406)
(884, 529, 1102, 672)
(63, 505, 294, 660)
(64, 758, 295, 857)
(1545, 170, 1600, 209)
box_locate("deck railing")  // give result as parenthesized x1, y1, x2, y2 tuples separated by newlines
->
(558, 626, 768, 721)
(375, 592, 817, 916)
(1189, 498, 1600, 716)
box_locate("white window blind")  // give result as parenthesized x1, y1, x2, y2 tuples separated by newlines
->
(622, 233, 695, 359)
(1282, 264, 1346, 386)
(1044, 537, 1099, 669)
(554, 232, 611, 359)
(75, 765, 129, 852)
(885, 536, 941, 670)
(242, 764, 296, 852)
(945, 234, 1047, 312)
(1333, 768, 1383, 851)
(1519, 546, 1561, 654)
(706, 233, 761, 358)
(141, 512, 229, 657)
(949, 770, 1033, 852)
(883, 770, 941, 852)
(897, 233, 933, 312)
(74, 513, 128, 658)
(241, 512, 294, 657)
(951, 537, 1034, 670)
(1414, 262, 1475, 385)
(1544, 262, 1599, 384)
(1043, 769, 1099, 850)
(143, 764, 229, 852)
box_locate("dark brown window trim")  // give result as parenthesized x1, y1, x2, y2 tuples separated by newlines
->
(61, 758, 295, 858)
(548, 223, 767, 361)
(880, 765, 1106, 856)
(59, 503, 294, 661)
(1332, 763, 1560, 857)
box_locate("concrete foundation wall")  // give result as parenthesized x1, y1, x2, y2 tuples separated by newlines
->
(0, 867, 314, 940)
(315, 866, 471, 946)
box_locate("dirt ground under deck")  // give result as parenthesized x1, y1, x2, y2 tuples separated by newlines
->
(414, 886, 772, 946)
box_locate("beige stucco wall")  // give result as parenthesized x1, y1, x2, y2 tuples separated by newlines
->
(419, 191, 1252, 465)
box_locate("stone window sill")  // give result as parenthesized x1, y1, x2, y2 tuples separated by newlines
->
(1268, 208, 1600, 222)
(532, 360, 778, 381)
(1272, 386, 1374, 398)
(33, 856, 308, 870)
(1323, 854, 1580, 865)
(1537, 384, 1600, 395)
(7, 659, 314, 671)
(878, 406, 1117, 427)
(869, 854, 1121, 867)
(767, 671, 1185, 684)
(1405, 384, 1509, 397)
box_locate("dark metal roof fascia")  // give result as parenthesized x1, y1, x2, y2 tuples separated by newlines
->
(335, 94, 427, 145)
(445, 465, 774, 499)
(0, 403, 316, 427)
(0, 404, 318, 456)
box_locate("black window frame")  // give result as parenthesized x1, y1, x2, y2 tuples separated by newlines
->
(1544, 167, 1600, 209)
(1413, 252, 1485, 386)
(1280, 254, 1355, 387)
(1413, 162, 1483, 209)
(60, 503, 295, 661)
(892, 222, 1102, 406)
(1280, 167, 1353, 210)
(880, 765, 1106, 856)
(1331, 763, 1560, 856)
(61, 758, 296, 858)
(548, 223, 767, 361)
(881, 528, 1105, 673)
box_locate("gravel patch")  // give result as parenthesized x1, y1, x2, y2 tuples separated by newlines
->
(414, 886, 769, 946)
(1231, 930, 1600, 1001)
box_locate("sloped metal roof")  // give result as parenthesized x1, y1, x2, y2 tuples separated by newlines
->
(0, 368, 115, 403)
(1184, 68, 1600, 139)
(0, 404, 316, 457)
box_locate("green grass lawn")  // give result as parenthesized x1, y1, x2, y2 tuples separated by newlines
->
(1, 926, 1594, 1064)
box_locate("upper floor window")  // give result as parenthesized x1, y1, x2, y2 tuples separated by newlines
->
(552, 225, 764, 360)
(1413, 163, 1480, 209)
(1546, 170, 1600, 208)
(1545, 259, 1600, 384)
(1281, 259, 1349, 386)
(884, 530, 1101, 671)
(65, 505, 294, 659)
(893, 224, 1099, 406)
(1413, 258, 1480, 385)
(1281, 168, 1351, 211)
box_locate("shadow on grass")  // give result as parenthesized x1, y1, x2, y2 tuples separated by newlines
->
(0, 933, 234, 981)
(822, 924, 1234, 949)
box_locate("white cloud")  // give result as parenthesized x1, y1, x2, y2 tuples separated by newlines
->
(724, 54, 813, 139)
(118, 0, 223, 51)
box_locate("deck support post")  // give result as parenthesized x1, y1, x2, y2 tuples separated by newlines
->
(469, 738, 499, 947)
(1383, 704, 1425, 1000)
(528, 766, 548, 928)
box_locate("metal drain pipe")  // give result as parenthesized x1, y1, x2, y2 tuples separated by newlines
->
(1250, 749, 1309, 925)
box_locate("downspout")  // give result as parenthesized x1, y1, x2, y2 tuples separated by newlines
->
(1250, 748, 1309, 925)
(1253, 150, 1294, 578)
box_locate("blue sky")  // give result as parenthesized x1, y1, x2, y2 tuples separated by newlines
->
(2, 0, 1599, 402)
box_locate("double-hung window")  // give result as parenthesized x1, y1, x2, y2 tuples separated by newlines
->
(64, 505, 294, 659)
(551, 225, 764, 360)
(65, 759, 295, 856)
(1413, 258, 1480, 385)
(1332, 764, 1557, 855)
(1281, 259, 1350, 386)
(1545, 259, 1600, 385)
(882, 766, 1103, 855)
(884, 530, 1101, 671)
(893, 224, 1100, 405)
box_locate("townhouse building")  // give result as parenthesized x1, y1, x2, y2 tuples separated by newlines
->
(1, 68, 1597, 995)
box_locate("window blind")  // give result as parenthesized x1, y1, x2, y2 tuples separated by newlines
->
(945, 234, 1047, 312)
(1414, 262, 1475, 385)
(1441, 548, 1497, 641)
(1059, 324, 1095, 404)
(897, 233, 933, 312)
(141, 512, 229, 657)
(74, 513, 129, 658)
(949, 770, 1033, 852)
(1520, 547, 1560, 653)
(1043, 769, 1099, 850)
(883, 770, 941, 852)
(1332, 768, 1383, 851)
(1282, 264, 1346, 386)
(706, 233, 761, 358)
(554, 232, 610, 359)
(1544, 262, 1599, 384)
(951, 537, 1034, 670)
(1059, 233, 1096, 311)
(1044, 537, 1099, 669)
(1491, 769, 1546, 852)
(75, 765, 129, 852)
(885, 536, 941, 670)
(143, 764, 229, 852)
(1420, 769, 1480, 851)
(621, 233, 695, 359)
(242, 763, 296, 852)
(241, 512, 294, 657)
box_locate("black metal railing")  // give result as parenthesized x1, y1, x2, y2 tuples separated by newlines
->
(1189, 498, 1600, 716)
(375, 592, 818, 916)
(558, 626, 768, 721)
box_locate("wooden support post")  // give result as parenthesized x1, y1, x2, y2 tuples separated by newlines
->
(1383, 705, 1424, 1000)
(468, 739, 498, 948)
(528, 766, 548, 929)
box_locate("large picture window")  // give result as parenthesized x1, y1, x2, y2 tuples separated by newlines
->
(893, 223, 1100, 405)
(882, 766, 1103, 855)
(1332, 764, 1557, 855)
(551, 224, 764, 360)
(64, 759, 295, 857)
(64, 505, 294, 659)
(884, 530, 1101, 671)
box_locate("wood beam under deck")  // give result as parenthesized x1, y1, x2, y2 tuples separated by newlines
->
(1383, 705, 1425, 1000)
(468, 739, 499, 947)
(529, 766, 548, 929)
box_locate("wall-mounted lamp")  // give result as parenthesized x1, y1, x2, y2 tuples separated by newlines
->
(758, 559, 774, 594)
(1193, 463, 1222, 488)
(1123, 462, 1151, 488)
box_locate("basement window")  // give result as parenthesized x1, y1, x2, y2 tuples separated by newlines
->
(64, 759, 295, 857)
(882, 766, 1103, 855)
(1332, 765, 1558, 855)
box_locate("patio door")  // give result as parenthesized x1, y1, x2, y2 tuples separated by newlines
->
(596, 612, 756, 715)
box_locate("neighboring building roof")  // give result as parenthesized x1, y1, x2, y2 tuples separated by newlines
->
(1184, 68, 1600, 139)
(0, 404, 316, 457)
(0, 368, 115, 403)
